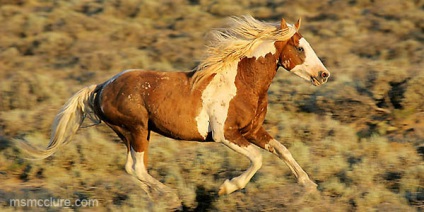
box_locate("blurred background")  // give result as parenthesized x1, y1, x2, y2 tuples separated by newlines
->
(0, 0, 423, 210)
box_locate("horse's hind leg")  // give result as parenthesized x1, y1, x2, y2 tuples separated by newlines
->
(108, 124, 181, 207)
(129, 128, 181, 204)
(106, 124, 134, 175)
(106, 123, 160, 189)
(128, 129, 154, 186)
(129, 129, 182, 209)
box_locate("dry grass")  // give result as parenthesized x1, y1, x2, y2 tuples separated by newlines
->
(0, 0, 423, 211)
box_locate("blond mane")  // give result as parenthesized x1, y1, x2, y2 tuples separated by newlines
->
(192, 15, 297, 84)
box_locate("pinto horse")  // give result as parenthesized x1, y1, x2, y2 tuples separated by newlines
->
(18, 16, 330, 199)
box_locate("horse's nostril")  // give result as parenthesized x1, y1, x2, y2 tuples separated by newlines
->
(319, 71, 330, 81)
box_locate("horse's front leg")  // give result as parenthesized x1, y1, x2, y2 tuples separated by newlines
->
(265, 139, 317, 191)
(249, 127, 317, 192)
(213, 129, 263, 195)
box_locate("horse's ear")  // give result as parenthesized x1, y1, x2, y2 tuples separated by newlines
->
(295, 18, 302, 31)
(280, 18, 288, 30)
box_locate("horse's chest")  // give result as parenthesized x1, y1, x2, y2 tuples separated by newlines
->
(195, 62, 239, 140)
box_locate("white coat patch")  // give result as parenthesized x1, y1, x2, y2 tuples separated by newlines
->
(195, 61, 239, 140)
(245, 40, 276, 59)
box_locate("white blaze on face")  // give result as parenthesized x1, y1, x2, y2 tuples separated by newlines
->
(291, 38, 328, 84)
(195, 61, 239, 140)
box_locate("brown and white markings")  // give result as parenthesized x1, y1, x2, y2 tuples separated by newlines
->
(17, 15, 330, 204)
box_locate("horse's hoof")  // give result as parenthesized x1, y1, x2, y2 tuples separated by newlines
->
(218, 186, 227, 196)
(218, 179, 230, 195)
(304, 182, 318, 193)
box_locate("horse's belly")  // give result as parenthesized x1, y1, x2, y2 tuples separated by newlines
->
(149, 114, 208, 141)
(145, 96, 208, 141)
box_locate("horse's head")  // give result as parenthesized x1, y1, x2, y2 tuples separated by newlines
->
(278, 18, 330, 86)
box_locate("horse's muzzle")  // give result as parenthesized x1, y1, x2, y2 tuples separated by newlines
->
(311, 70, 330, 86)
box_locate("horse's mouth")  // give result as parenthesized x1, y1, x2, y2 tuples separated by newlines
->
(310, 77, 321, 86)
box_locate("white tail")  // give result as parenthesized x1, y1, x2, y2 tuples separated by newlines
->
(16, 85, 98, 159)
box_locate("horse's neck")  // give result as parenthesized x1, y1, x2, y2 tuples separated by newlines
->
(236, 54, 278, 95)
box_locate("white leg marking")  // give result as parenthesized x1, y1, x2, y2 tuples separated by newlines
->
(131, 148, 169, 189)
(125, 150, 134, 175)
(266, 139, 317, 190)
(133, 150, 149, 181)
(130, 148, 181, 206)
(218, 143, 262, 195)
(131, 148, 158, 185)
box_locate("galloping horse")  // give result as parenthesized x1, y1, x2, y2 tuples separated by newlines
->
(18, 16, 330, 199)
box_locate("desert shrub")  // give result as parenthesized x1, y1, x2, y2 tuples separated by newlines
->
(352, 31, 400, 60)
(0, 139, 28, 177)
(107, 22, 154, 49)
(0, 71, 68, 111)
(354, 184, 412, 211)
(0, 8, 27, 37)
(320, 176, 355, 200)
(400, 164, 424, 207)
(208, 0, 245, 17)
(401, 72, 424, 114)
(366, 0, 417, 20)
(134, 0, 195, 29)
(20, 32, 74, 58)
(77, 50, 120, 72)
(355, 136, 420, 173)
(0, 47, 20, 73)
(391, 39, 424, 64)
(0, 110, 38, 136)
(102, 0, 142, 18)
(343, 136, 421, 209)
(71, 0, 105, 16)
(353, 61, 408, 101)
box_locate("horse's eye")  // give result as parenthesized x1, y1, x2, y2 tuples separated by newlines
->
(297, 47, 304, 52)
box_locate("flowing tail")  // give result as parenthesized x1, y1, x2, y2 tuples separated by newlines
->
(15, 84, 99, 159)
